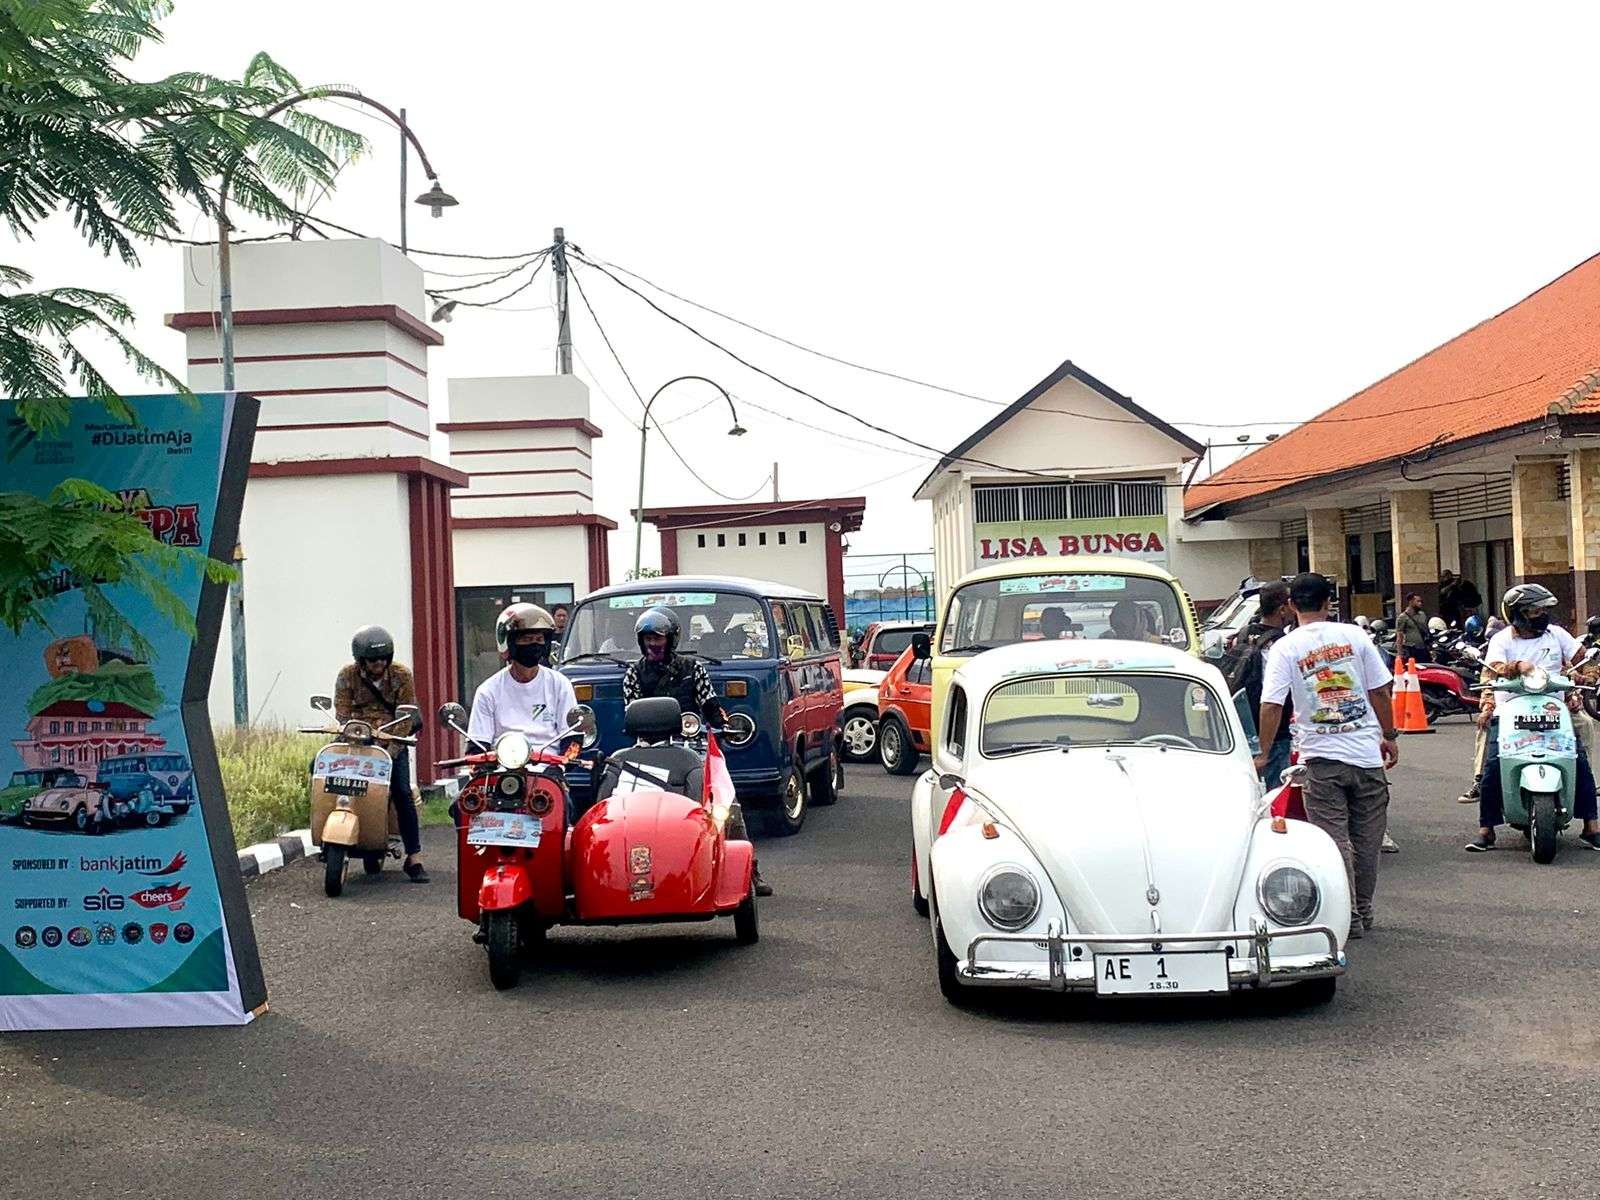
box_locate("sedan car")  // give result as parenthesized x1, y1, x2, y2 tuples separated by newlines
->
(0, 767, 76, 821)
(910, 640, 1349, 1007)
(840, 668, 887, 762)
(877, 648, 931, 776)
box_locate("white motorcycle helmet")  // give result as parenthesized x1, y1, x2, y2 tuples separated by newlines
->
(1354, 615, 1371, 629)
(1428, 616, 1448, 634)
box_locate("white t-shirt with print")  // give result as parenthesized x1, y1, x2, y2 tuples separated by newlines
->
(1262, 621, 1394, 769)
(1484, 625, 1580, 673)
(467, 666, 578, 751)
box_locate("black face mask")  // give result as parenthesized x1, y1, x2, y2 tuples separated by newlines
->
(508, 640, 547, 668)
(1521, 613, 1551, 635)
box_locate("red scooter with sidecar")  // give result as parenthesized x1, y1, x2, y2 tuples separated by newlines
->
(437, 699, 759, 990)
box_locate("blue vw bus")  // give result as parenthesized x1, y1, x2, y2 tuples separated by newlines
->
(98, 751, 195, 825)
(558, 576, 844, 836)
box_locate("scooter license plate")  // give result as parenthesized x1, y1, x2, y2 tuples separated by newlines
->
(467, 811, 542, 848)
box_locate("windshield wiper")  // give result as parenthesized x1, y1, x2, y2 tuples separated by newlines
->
(680, 649, 725, 665)
(560, 652, 629, 666)
(988, 741, 1070, 757)
(945, 642, 994, 655)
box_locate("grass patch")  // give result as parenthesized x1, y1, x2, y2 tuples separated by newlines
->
(215, 723, 316, 848)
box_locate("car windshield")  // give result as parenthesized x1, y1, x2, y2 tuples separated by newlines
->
(149, 755, 186, 770)
(942, 573, 1189, 654)
(980, 673, 1234, 756)
(561, 591, 773, 661)
(872, 628, 923, 656)
(1203, 591, 1251, 630)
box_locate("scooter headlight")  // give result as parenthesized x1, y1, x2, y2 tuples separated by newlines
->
(1257, 863, 1320, 926)
(1524, 667, 1550, 693)
(977, 866, 1041, 930)
(680, 712, 704, 739)
(494, 731, 532, 771)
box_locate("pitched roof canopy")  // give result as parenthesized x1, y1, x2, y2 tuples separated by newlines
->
(1186, 252, 1600, 516)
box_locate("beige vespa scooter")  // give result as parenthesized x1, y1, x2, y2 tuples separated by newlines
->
(302, 695, 421, 897)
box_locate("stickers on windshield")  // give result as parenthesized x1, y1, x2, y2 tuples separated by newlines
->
(999, 655, 1169, 678)
(998, 575, 1126, 595)
(607, 592, 718, 609)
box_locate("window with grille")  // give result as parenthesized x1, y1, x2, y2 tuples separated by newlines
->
(972, 486, 1020, 523)
(1020, 484, 1071, 521)
(973, 479, 1166, 521)
(1070, 483, 1115, 519)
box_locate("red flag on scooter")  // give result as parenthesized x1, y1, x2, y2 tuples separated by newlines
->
(705, 732, 738, 828)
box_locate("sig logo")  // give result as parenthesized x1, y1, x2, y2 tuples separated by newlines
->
(41, 926, 62, 948)
(129, 883, 190, 911)
(67, 926, 92, 947)
(14, 926, 37, 949)
(174, 923, 195, 944)
(84, 887, 127, 912)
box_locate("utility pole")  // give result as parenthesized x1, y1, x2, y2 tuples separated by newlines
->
(772, 461, 779, 501)
(230, 544, 248, 726)
(553, 226, 572, 374)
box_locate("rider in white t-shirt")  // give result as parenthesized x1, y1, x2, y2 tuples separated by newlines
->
(468, 604, 580, 757)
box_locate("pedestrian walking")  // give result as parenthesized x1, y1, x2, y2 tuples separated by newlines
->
(1254, 573, 1398, 939)
(1222, 580, 1294, 786)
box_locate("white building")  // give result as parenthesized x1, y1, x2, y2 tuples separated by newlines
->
(916, 360, 1272, 606)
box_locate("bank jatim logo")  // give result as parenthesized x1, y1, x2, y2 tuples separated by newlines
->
(129, 882, 190, 911)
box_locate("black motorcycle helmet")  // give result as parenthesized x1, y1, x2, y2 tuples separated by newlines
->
(1501, 583, 1558, 635)
(635, 607, 681, 659)
(351, 625, 394, 663)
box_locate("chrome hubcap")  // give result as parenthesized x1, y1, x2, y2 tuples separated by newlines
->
(784, 775, 804, 820)
(843, 716, 876, 755)
(882, 725, 901, 764)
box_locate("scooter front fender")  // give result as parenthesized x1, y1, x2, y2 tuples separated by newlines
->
(322, 809, 360, 846)
(479, 863, 533, 912)
(1518, 762, 1564, 794)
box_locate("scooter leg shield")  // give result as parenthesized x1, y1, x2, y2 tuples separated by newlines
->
(1517, 763, 1565, 794)
(322, 809, 360, 845)
(478, 864, 534, 912)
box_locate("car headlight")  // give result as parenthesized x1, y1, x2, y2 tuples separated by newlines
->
(977, 866, 1041, 930)
(1257, 863, 1320, 926)
(494, 731, 532, 771)
(1524, 666, 1550, 693)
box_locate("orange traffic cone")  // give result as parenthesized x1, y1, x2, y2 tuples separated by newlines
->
(1396, 657, 1433, 734)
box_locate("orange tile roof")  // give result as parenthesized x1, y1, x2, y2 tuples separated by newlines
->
(1185, 252, 1600, 514)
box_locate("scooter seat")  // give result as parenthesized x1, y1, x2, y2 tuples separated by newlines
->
(596, 745, 703, 803)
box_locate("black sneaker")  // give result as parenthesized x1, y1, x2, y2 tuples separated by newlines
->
(1465, 832, 1496, 853)
(1578, 831, 1600, 851)
(753, 867, 773, 897)
(403, 861, 431, 883)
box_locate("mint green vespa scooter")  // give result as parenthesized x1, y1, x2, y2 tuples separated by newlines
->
(1492, 665, 1580, 864)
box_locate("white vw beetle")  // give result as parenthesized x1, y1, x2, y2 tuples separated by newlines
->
(910, 640, 1350, 1006)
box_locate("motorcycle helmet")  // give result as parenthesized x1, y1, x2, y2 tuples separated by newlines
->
(1588, 615, 1600, 636)
(495, 602, 555, 655)
(635, 607, 680, 661)
(1500, 583, 1557, 633)
(1354, 615, 1370, 629)
(1428, 616, 1448, 634)
(351, 625, 394, 663)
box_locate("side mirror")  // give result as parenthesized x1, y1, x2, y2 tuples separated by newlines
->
(310, 694, 333, 712)
(395, 703, 421, 726)
(437, 701, 469, 732)
(722, 712, 757, 748)
(937, 772, 965, 791)
(911, 632, 932, 661)
(569, 705, 600, 749)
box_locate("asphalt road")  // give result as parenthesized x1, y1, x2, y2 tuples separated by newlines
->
(3, 722, 1598, 1200)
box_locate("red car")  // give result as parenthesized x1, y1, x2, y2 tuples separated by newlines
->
(876, 648, 931, 775)
(855, 621, 935, 672)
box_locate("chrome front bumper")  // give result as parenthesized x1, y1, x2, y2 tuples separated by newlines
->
(963, 921, 1345, 992)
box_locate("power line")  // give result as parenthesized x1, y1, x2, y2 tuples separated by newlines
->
(427, 250, 549, 292)
(426, 254, 549, 309)
(568, 266, 770, 502)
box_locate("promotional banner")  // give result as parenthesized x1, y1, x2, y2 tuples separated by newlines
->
(1, 393, 264, 1030)
(974, 516, 1169, 566)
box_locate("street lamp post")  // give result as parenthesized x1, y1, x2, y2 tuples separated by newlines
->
(214, 90, 457, 725)
(634, 376, 746, 577)
(217, 89, 458, 391)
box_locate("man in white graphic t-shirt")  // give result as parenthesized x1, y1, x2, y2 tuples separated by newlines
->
(468, 603, 581, 761)
(1256, 573, 1397, 939)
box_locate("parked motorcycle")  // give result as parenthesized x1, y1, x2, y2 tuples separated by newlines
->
(301, 694, 421, 897)
(1416, 636, 1484, 723)
(1484, 663, 1587, 864)
(438, 698, 759, 991)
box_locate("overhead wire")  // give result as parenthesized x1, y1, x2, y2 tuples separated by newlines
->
(568, 266, 771, 502)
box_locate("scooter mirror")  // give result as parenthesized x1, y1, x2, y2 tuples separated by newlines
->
(437, 701, 469, 731)
(569, 705, 600, 749)
(722, 711, 757, 748)
(1278, 764, 1308, 787)
(937, 772, 964, 792)
(395, 703, 421, 726)
(310, 694, 333, 712)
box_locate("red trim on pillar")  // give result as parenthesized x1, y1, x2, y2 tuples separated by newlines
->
(825, 522, 846, 630)
(408, 472, 458, 777)
(659, 529, 680, 576)
(587, 524, 611, 591)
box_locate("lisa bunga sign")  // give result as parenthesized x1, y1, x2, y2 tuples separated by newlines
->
(0, 393, 264, 1031)
(975, 517, 1169, 566)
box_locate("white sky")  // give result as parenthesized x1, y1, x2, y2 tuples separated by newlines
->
(18, 1, 1600, 576)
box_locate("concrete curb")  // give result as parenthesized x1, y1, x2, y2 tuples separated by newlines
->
(238, 829, 314, 879)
